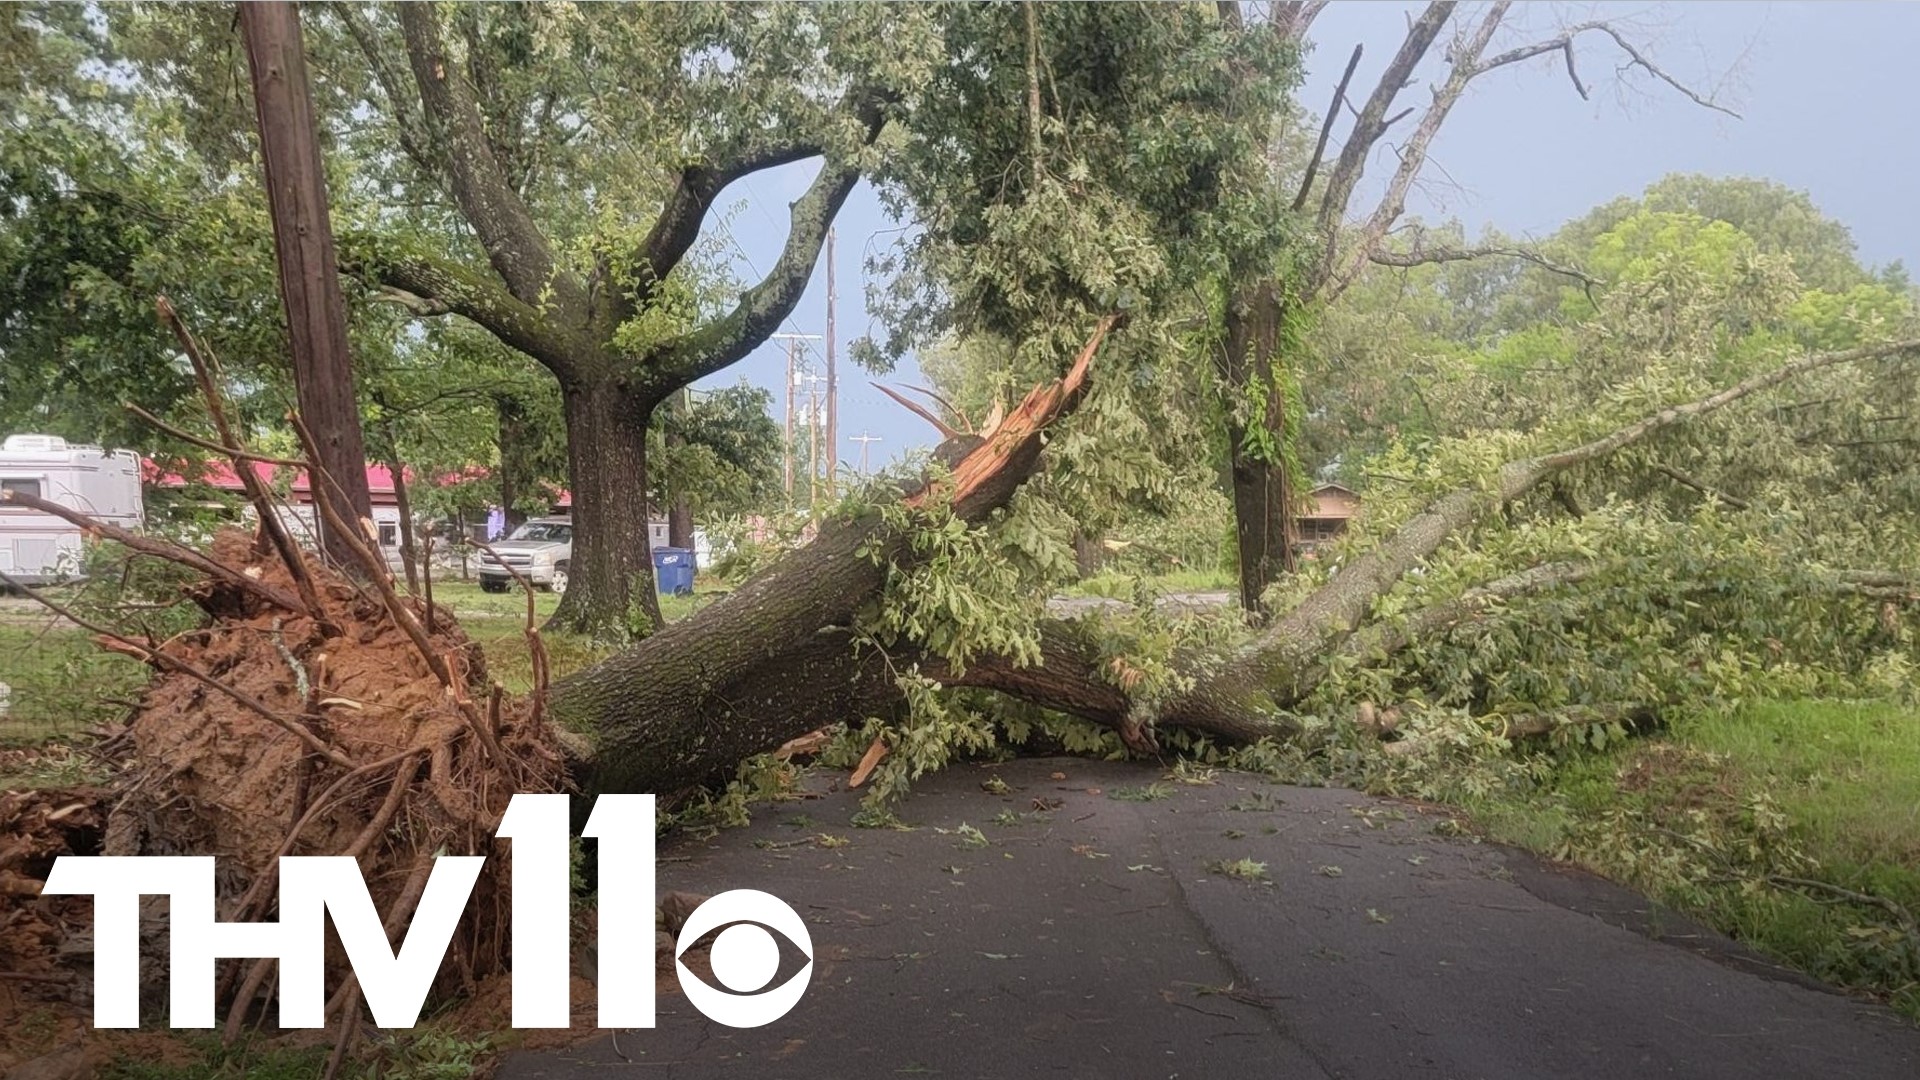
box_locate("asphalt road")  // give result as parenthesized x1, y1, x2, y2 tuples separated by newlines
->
(500, 757, 1920, 1079)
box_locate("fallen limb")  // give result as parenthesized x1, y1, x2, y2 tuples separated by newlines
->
(555, 334, 1917, 794)
(1154, 335, 1920, 735)
(1336, 561, 1597, 664)
(551, 316, 1119, 794)
(1382, 703, 1657, 758)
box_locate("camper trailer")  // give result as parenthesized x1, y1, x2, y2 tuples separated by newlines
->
(0, 434, 144, 585)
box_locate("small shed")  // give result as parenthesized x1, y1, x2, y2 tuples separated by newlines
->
(1296, 483, 1359, 547)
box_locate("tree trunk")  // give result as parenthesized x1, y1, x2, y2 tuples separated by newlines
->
(1222, 280, 1296, 618)
(553, 317, 1120, 789)
(553, 422, 1077, 790)
(388, 456, 419, 593)
(495, 395, 525, 530)
(666, 390, 694, 550)
(238, 1, 375, 567)
(667, 500, 693, 552)
(1071, 532, 1104, 578)
(552, 508, 895, 793)
(546, 381, 663, 639)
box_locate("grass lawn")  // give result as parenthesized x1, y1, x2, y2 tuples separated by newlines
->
(1065, 566, 1236, 598)
(0, 620, 148, 746)
(429, 578, 724, 692)
(1463, 697, 1920, 1018)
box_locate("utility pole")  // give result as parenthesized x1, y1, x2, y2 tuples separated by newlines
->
(785, 342, 794, 501)
(239, 0, 374, 566)
(849, 431, 883, 475)
(824, 227, 837, 497)
(771, 332, 821, 506)
(796, 372, 826, 508)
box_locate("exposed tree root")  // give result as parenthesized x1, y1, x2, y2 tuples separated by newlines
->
(3, 315, 571, 1069)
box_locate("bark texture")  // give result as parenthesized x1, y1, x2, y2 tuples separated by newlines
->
(240, 0, 375, 564)
(1222, 279, 1296, 617)
(555, 382, 660, 635)
(553, 318, 1118, 792)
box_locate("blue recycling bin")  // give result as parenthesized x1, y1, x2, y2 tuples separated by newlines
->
(652, 546, 696, 596)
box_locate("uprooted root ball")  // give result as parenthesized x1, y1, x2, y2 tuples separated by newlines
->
(4, 529, 569, 1042)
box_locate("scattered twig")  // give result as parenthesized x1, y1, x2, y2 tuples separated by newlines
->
(1650, 462, 1751, 510)
(123, 404, 305, 469)
(1766, 875, 1920, 942)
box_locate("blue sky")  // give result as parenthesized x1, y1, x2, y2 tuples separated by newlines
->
(696, 2, 1919, 469)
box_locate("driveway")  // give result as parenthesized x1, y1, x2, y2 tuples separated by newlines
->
(500, 757, 1920, 1079)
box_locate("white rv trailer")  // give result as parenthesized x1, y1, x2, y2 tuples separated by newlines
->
(0, 434, 144, 586)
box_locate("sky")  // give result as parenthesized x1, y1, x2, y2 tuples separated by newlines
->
(695, 2, 1920, 471)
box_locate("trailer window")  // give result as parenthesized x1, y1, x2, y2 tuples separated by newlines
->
(1, 478, 41, 500)
(378, 522, 399, 548)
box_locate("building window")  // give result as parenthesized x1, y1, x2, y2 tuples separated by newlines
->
(1297, 518, 1347, 543)
(1, 478, 42, 500)
(378, 522, 399, 548)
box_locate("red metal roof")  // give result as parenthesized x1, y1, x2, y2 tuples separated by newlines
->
(143, 459, 408, 497)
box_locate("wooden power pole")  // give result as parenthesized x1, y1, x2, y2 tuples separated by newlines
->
(784, 340, 795, 500)
(772, 332, 821, 506)
(239, 0, 374, 564)
(824, 228, 837, 496)
(850, 431, 882, 475)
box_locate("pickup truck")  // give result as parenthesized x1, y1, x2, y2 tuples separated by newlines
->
(478, 517, 572, 594)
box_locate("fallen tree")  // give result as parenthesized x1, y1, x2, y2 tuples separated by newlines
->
(0, 311, 569, 1072)
(551, 329, 1920, 792)
(3, 312, 1913, 1071)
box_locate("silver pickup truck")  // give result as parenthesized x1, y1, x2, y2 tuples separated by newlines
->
(477, 517, 573, 594)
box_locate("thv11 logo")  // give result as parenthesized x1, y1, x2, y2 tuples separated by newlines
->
(43, 794, 812, 1030)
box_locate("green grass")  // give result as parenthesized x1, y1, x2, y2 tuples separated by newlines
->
(431, 578, 723, 692)
(1065, 566, 1235, 599)
(0, 577, 724, 748)
(428, 579, 563, 620)
(0, 621, 148, 745)
(97, 1026, 490, 1080)
(1686, 700, 1920, 869)
(1462, 698, 1920, 1019)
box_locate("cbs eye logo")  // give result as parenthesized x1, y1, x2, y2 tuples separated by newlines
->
(675, 889, 814, 1027)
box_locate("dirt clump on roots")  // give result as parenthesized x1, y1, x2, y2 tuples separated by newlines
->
(1, 526, 570, 1071)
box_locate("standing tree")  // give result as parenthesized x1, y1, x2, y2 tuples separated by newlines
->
(326, 3, 904, 637)
(1214, 0, 1739, 617)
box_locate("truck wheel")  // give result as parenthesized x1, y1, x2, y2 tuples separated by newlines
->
(480, 579, 508, 594)
(548, 563, 569, 595)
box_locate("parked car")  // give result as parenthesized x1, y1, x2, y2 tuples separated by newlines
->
(478, 517, 573, 594)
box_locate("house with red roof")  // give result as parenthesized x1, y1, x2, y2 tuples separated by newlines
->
(145, 459, 413, 565)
